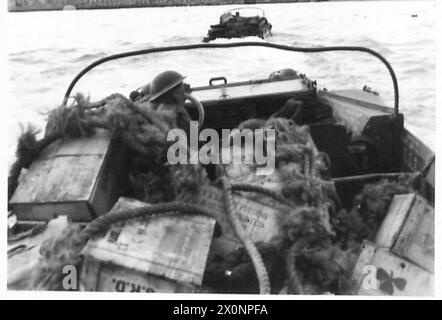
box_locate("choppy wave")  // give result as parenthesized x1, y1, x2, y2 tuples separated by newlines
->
(73, 51, 110, 62)
(6, 1, 436, 163)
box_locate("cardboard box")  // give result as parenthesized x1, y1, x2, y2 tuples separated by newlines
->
(80, 198, 216, 293)
(9, 130, 123, 222)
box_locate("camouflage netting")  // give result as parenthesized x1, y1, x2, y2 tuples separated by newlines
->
(203, 117, 416, 295)
(8, 93, 209, 204)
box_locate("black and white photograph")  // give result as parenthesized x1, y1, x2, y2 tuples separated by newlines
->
(1, 0, 439, 301)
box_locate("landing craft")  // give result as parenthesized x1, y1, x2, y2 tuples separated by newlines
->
(203, 7, 272, 42)
(7, 42, 434, 296)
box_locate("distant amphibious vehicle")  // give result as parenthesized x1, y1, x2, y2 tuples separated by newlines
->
(203, 7, 272, 42)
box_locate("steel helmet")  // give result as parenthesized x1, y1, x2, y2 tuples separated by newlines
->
(148, 71, 186, 102)
(269, 68, 300, 81)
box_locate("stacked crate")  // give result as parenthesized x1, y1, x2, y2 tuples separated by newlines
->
(352, 194, 434, 296)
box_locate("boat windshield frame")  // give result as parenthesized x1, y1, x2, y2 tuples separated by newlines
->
(222, 7, 266, 18)
(62, 42, 399, 114)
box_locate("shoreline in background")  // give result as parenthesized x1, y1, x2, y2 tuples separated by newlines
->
(8, 0, 332, 12)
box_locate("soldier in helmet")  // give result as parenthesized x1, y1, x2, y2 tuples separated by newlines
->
(148, 70, 192, 135)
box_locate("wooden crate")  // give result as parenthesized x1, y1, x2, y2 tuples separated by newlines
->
(9, 130, 123, 222)
(352, 242, 434, 296)
(375, 193, 434, 273)
(375, 194, 416, 248)
(80, 198, 216, 293)
(352, 193, 434, 296)
(197, 185, 282, 258)
(392, 196, 434, 273)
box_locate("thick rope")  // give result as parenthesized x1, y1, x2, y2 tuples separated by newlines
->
(82, 202, 219, 240)
(231, 183, 292, 207)
(304, 153, 311, 177)
(220, 177, 271, 294)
